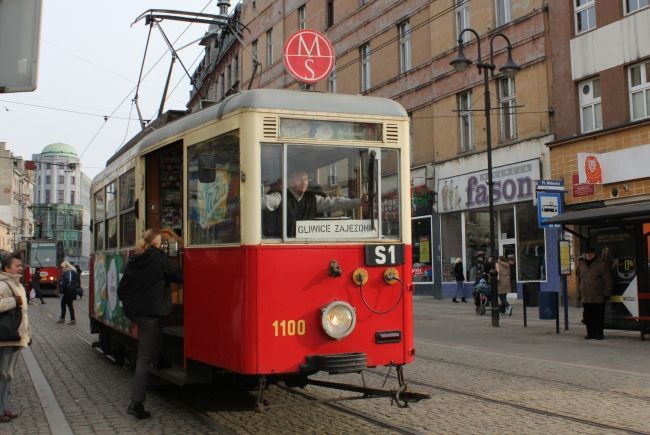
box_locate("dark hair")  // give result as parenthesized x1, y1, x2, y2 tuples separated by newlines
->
(585, 247, 597, 254)
(1, 251, 22, 272)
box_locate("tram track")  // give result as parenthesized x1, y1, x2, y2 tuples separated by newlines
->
(364, 369, 650, 435)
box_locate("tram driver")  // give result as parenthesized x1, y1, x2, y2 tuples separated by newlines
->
(262, 170, 368, 237)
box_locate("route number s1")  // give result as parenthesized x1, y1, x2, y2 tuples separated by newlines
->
(365, 244, 404, 266)
(272, 319, 306, 337)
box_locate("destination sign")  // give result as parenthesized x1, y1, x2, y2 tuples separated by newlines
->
(279, 118, 382, 141)
(295, 219, 378, 240)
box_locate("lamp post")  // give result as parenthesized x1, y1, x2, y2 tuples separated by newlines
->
(450, 28, 520, 327)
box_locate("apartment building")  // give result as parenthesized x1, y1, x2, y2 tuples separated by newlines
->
(0, 142, 34, 250)
(547, 2, 650, 306)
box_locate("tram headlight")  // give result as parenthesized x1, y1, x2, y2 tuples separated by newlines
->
(321, 301, 356, 340)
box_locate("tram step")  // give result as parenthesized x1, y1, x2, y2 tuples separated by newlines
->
(152, 364, 212, 386)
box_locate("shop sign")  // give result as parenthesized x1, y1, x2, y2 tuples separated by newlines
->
(437, 159, 539, 213)
(577, 144, 650, 184)
(572, 174, 594, 197)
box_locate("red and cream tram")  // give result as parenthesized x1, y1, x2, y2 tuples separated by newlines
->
(18, 239, 64, 296)
(89, 89, 424, 404)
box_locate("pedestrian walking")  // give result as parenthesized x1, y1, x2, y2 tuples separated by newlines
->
(29, 268, 45, 304)
(0, 252, 32, 422)
(117, 229, 183, 419)
(496, 255, 512, 316)
(579, 247, 613, 340)
(452, 258, 466, 303)
(57, 261, 79, 325)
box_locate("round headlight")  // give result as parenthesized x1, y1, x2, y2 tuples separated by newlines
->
(321, 301, 356, 340)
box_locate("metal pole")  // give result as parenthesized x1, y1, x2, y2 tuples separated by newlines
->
(484, 66, 499, 328)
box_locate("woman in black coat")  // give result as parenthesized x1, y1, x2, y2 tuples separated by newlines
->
(453, 258, 467, 303)
(30, 267, 45, 304)
(117, 229, 182, 419)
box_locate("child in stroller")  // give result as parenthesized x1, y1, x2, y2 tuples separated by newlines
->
(473, 278, 491, 315)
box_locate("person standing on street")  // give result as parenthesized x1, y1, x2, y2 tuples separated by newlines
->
(29, 268, 45, 304)
(117, 229, 183, 419)
(579, 247, 613, 340)
(452, 258, 467, 303)
(57, 262, 79, 325)
(496, 255, 512, 316)
(0, 252, 32, 422)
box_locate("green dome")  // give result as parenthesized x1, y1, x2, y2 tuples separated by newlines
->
(41, 142, 77, 157)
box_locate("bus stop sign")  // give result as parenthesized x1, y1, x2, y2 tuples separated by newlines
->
(283, 29, 335, 84)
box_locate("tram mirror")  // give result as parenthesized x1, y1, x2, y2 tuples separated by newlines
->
(198, 155, 216, 183)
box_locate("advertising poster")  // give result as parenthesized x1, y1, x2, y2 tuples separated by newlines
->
(93, 251, 130, 332)
(197, 168, 230, 228)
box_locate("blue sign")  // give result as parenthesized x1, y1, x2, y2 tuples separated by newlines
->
(537, 191, 563, 228)
(536, 179, 565, 191)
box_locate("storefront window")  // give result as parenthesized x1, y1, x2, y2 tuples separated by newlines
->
(441, 213, 462, 282)
(412, 216, 433, 283)
(516, 203, 546, 281)
(465, 211, 493, 282)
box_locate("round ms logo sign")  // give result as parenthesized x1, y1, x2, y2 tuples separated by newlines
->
(283, 29, 335, 84)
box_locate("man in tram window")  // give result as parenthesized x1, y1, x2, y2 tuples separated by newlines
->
(262, 169, 368, 237)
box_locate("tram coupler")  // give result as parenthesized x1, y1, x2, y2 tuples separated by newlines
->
(303, 377, 430, 406)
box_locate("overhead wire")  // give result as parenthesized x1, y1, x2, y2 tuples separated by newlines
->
(0, 98, 139, 120)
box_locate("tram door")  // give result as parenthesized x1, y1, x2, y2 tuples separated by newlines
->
(145, 141, 184, 311)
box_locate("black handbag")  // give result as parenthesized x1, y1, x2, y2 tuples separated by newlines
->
(0, 307, 22, 341)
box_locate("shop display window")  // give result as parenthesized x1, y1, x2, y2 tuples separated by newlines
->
(464, 211, 493, 282)
(516, 203, 546, 281)
(412, 216, 433, 283)
(441, 213, 462, 282)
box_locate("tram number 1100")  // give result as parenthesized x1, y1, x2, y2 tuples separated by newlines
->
(272, 319, 306, 337)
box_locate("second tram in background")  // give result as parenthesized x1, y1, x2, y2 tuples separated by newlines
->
(17, 238, 64, 296)
(89, 89, 426, 405)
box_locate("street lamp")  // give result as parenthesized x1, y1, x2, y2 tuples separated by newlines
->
(450, 28, 520, 327)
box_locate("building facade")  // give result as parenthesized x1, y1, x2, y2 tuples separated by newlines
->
(31, 143, 92, 269)
(226, 0, 556, 297)
(547, 2, 650, 304)
(0, 142, 34, 250)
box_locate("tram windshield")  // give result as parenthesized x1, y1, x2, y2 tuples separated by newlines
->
(30, 242, 57, 267)
(261, 144, 400, 241)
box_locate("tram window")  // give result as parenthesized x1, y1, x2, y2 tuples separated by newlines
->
(95, 221, 105, 251)
(119, 169, 136, 247)
(106, 217, 118, 249)
(106, 181, 117, 219)
(94, 190, 105, 251)
(187, 130, 240, 245)
(261, 144, 400, 241)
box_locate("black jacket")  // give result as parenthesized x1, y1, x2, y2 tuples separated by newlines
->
(453, 262, 465, 281)
(60, 269, 80, 300)
(117, 247, 183, 319)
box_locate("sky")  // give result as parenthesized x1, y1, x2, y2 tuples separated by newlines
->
(0, 0, 234, 180)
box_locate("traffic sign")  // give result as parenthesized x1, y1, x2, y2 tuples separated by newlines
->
(283, 29, 335, 84)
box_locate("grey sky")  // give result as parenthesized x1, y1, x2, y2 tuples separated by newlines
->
(0, 0, 229, 180)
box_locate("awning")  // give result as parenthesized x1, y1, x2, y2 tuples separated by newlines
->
(546, 201, 650, 225)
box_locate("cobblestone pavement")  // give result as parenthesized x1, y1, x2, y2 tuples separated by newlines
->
(6, 292, 650, 434)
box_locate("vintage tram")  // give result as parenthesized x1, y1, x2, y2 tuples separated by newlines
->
(89, 89, 424, 405)
(17, 238, 64, 296)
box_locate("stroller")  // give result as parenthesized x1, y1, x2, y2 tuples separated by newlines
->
(473, 278, 491, 315)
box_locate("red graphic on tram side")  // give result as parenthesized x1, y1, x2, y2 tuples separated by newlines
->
(283, 29, 335, 84)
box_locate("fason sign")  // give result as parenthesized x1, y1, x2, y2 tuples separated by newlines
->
(283, 29, 335, 84)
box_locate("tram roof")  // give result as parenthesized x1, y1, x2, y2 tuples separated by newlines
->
(102, 89, 407, 174)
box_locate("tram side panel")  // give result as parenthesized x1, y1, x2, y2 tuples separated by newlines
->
(255, 244, 414, 375)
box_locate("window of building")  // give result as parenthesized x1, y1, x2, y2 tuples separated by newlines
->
(252, 39, 258, 69)
(46, 163, 51, 169)
(70, 191, 75, 204)
(499, 77, 517, 141)
(456, 0, 470, 43)
(57, 190, 64, 203)
(516, 203, 546, 281)
(187, 130, 241, 245)
(266, 28, 273, 66)
(71, 176, 75, 184)
(629, 61, 650, 120)
(58, 175, 64, 184)
(579, 78, 602, 132)
(328, 68, 336, 93)
(495, 0, 511, 27)
(575, 0, 596, 34)
(45, 175, 50, 184)
(441, 213, 463, 282)
(399, 21, 411, 74)
(119, 169, 136, 247)
(412, 216, 434, 283)
(233, 54, 239, 87)
(626, 0, 649, 13)
(226, 64, 232, 91)
(327, 0, 334, 27)
(360, 43, 371, 92)
(360, 0, 368, 5)
(458, 91, 474, 152)
(219, 73, 225, 99)
(298, 5, 306, 30)
(45, 190, 50, 203)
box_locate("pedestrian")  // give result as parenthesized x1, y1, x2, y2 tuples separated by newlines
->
(496, 255, 512, 316)
(579, 247, 613, 340)
(117, 229, 182, 419)
(30, 268, 45, 304)
(57, 261, 79, 325)
(575, 255, 588, 323)
(452, 258, 467, 303)
(0, 252, 32, 422)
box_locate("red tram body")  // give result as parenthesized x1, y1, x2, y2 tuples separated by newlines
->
(18, 239, 64, 296)
(89, 90, 420, 401)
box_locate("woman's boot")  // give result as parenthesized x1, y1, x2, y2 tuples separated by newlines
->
(452, 298, 458, 303)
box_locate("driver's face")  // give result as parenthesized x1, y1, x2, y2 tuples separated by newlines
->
(289, 172, 309, 194)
